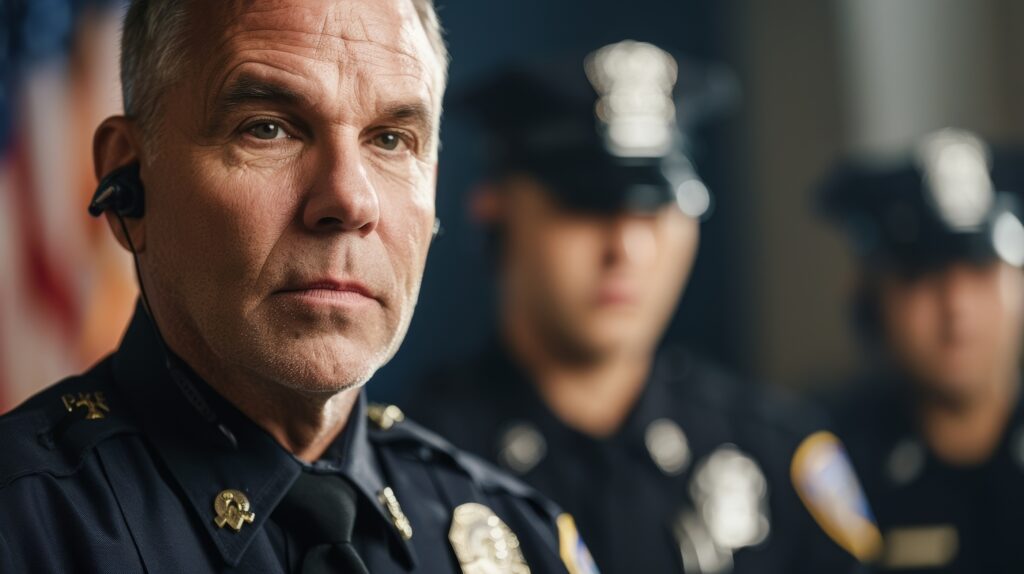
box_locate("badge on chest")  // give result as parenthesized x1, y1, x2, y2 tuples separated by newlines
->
(672, 445, 771, 573)
(449, 502, 531, 574)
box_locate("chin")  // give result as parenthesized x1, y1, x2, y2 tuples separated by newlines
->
(246, 333, 394, 394)
(914, 368, 986, 404)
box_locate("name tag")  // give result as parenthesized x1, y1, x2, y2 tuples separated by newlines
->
(882, 524, 958, 569)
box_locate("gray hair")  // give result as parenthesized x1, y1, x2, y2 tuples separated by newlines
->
(121, 0, 449, 137)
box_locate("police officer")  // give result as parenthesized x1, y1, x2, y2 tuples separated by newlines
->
(405, 41, 877, 574)
(819, 129, 1024, 573)
(0, 1, 591, 572)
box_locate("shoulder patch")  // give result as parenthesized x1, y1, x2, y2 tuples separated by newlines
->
(791, 431, 882, 563)
(557, 514, 600, 574)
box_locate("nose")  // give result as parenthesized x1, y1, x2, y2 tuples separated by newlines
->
(301, 140, 380, 235)
(606, 216, 657, 268)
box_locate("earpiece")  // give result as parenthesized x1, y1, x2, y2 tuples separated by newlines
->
(88, 162, 144, 218)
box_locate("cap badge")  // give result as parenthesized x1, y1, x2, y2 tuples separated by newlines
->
(585, 40, 678, 158)
(916, 128, 994, 230)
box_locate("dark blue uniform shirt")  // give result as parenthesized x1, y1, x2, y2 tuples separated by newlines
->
(833, 375, 1024, 573)
(0, 307, 580, 573)
(405, 344, 877, 574)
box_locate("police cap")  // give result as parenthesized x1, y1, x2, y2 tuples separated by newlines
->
(819, 129, 1024, 273)
(461, 40, 725, 218)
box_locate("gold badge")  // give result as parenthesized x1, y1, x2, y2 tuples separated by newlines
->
(449, 503, 531, 574)
(61, 392, 110, 420)
(379, 487, 413, 540)
(213, 489, 255, 532)
(368, 403, 405, 430)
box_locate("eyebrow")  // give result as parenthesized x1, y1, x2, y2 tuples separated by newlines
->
(378, 102, 436, 140)
(213, 74, 307, 115)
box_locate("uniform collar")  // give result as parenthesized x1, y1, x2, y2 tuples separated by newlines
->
(110, 303, 415, 568)
(487, 340, 688, 448)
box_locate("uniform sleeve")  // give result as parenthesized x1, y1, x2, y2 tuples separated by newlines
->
(0, 529, 14, 573)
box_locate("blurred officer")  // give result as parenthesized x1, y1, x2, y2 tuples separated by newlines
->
(0, 1, 590, 572)
(405, 40, 878, 574)
(820, 128, 1024, 573)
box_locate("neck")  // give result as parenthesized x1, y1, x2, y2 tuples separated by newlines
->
(154, 313, 357, 463)
(916, 371, 1020, 467)
(209, 373, 360, 462)
(502, 312, 652, 438)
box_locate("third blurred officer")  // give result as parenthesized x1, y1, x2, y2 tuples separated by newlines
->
(821, 129, 1024, 573)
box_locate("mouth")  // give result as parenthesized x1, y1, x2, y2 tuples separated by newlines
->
(595, 280, 639, 306)
(275, 278, 379, 306)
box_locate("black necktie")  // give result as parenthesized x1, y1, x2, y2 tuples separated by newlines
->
(274, 471, 370, 574)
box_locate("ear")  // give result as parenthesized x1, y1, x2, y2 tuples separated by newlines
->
(94, 116, 146, 253)
(469, 182, 503, 226)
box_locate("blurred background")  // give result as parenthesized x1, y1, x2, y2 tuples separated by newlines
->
(1, 0, 1021, 411)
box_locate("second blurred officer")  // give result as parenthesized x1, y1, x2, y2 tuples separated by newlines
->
(821, 129, 1024, 573)
(406, 41, 877, 574)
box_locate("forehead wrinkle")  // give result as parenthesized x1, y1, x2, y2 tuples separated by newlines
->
(185, 0, 441, 137)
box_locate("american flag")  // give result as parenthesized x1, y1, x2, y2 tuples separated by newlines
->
(0, 0, 136, 412)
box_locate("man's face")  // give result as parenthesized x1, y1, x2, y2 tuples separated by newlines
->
(139, 0, 442, 392)
(499, 175, 699, 361)
(879, 261, 1024, 400)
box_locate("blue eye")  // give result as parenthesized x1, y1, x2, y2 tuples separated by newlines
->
(249, 122, 285, 140)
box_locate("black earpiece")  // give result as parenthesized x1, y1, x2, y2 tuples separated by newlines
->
(88, 162, 144, 218)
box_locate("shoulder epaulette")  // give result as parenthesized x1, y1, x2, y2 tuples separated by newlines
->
(0, 358, 137, 488)
(367, 403, 559, 516)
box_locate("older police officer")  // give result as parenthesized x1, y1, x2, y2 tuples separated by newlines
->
(0, 1, 588, 572)
(406, 41, 878, 574)
(821, 129, 1024, 573)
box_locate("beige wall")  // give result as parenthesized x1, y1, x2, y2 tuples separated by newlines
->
(736, 0, 1023, 387)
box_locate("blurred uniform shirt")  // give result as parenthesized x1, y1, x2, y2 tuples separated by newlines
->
(833, 376, 1024, 573)
(405, 343, 878, 574)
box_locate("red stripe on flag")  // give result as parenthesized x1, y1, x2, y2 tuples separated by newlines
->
(9, 130, 82, 344)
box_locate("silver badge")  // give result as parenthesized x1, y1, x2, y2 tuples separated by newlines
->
(498, 422, 547, 475)
(916, 128, 994, 230)
(645, 418, 691, 476)
(689, 446, 770, 551)
(585, 40, 679, 158)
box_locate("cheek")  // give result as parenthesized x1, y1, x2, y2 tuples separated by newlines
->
(537, 227, 602, 298)
(994, 268, 1024, 338)
(376, 178, 436, 290)
(883, 290, 937, 353)
(653, 217, 699, 288)
(150, 155, 294, 297)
